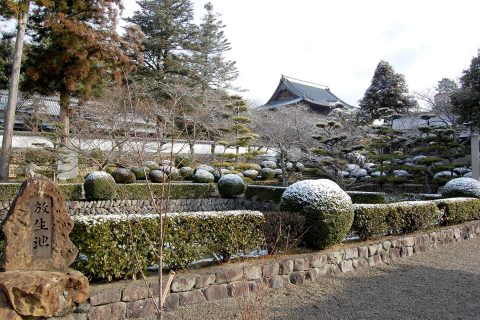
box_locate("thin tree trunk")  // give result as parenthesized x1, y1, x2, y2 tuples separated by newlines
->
(0, 6, 29, 181)
(59, 91, 71, 147)
(210, 142, 216, 161)
(471, 129, 479, 180)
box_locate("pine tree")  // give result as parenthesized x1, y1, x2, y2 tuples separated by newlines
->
(126, 0, 194, 85)
(21, 0, 133, 146)
(0, 32, 15, 89)
(190, 2, 238, 92)
(359, 60, 416, 122)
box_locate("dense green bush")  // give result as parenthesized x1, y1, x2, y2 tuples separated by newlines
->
(244, 185, 286, 203)
(130, 167, 150, 180)
(435, 198, 480, 225)
(353, 201, 440, 239)
(217, 174, 246, 198)
(24, 148, 54, 165)
(260, 168, 276, 180)
(71, 211, 265, 280)
(84, 172, 117, 201)
(193, 169, 215, 183)
(59, 184, 84, 201)
(149, 170, 167, 183)
(179, 167, 194, 179)
(116, 183, 217, 200)
(263, 211, 306, 253)
(280, 179, 354, 249)
(112, 168, 136, 184)
(442, 178, 480, 198)
(347, 191, 387, 204)
(175, 154, 194, 168)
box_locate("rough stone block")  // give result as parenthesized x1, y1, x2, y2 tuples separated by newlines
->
(454, 228, 461, 240)
(391, 240, 400, 248)
(344, 248, 358, 260)
(352, 258, 368, 270)
(279, 260, 294, 275)
(310, 254, 327, 268)
(195, 274, 216, 289)
(401, 237, 415, 247)
(327, 251, 343, 264)
(126, 299, 157, 318)
(262, 263, 280, 278)
(382, 241, 392, 251)
(122, 285, 150, 302)
(307, 268, 320, 281)
(357, 246, 368, 259)
(318, 265, 330, 275)
(270, 275, 290, 289)
(87, 302, 126, 320)
(368, 254, 382, 267)
(164, 293, 179, 312)
(293, 258, 307, 271)
(178, 290, 206, 306)
(216, 269, 243, 284)
(244, 266, 262, 280)
(368, 245, 378, 256)
(89, 289, 122, 306)
(228, 281, 251, 297)
(203, 284, 229, 301)
(414, 245, 427, 253)
(328, 264, 341, 274)
(340, 260, 354, 273)
(171, 277, 196, 292)
(290, 271, 305, 285)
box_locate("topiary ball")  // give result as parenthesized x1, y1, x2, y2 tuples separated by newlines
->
(217, 174, 246, 198)
(280, 179, 354, 249)
(179, 166, 194, 179)
(260, 168, 276, 180)
(175, 154, 193, 168)
(213, 168, 230, 182)
(260, 160, 277, 169)
(84, 171, 117, 201)
(149, 170, 167, 183)
(130, 167, 150, 180)
(193, 169, 215, 183)
(195, 164, 215, 173)
(442, 177, 480, 198)
(243, 169, 258, 179)
(159, 165, 179, 180)
(111, 168, 136, 184)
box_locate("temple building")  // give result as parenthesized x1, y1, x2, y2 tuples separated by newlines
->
(257, 75, 353, 114)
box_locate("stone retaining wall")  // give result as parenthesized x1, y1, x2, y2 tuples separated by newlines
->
(0, 198, 279, 220)
(50, 221, 480, 320)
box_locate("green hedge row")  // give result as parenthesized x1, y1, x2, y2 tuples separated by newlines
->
(0, 183, 84, 202)
(71, 211, 264, 280)
(353, 201, 440, 240)
(435, 198, 480, 225)
(244, 185, 286, 203)
(347, 191, 387, 204)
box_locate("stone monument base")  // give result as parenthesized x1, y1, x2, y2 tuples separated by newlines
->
(0, 270, 89, 319)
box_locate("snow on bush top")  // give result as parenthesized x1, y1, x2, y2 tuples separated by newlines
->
(260, 160, 277, 169)
(218, 174, 244, 185)
(434, 171, 457, 179)
(243, 169, 258, 177)
(75, 210, 263, 225)
(351, 168, 367, 178)
(394, 169, 409, 177)
(195, 164, 215, 173)
(346, 164, 360, 173)
(442, 177, 480, 198)
(86, 171, 115, 181)
(281, 179, 352, 214)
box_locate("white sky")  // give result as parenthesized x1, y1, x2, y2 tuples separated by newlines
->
(4, 0, 479, 107)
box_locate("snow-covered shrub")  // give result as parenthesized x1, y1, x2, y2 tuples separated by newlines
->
(243, 169, 259, 179)
(193, 169, 215, 183)
(175, 154, 193, 168)
(435, 198, 480, 225)
(260, 168, 276, 180)
(111, 168, 136, 184)
(453, 167, 471, 175)
(464, 172, 473, 178)
(412, 155, 427, 164)
(84, 171, 117, 201)
(144, 161, 160, 170)
(393, 169, 409, 177)
(179, 166, 194, 179)
(363, 162, 377, 172)
(195, 164, 215, 173)
(159, 165, 179, 179)
(346, 164, 360, 173)
(442, 177, 480, 198)
(371, 171, 386, 177)
(280, 179, 354, 249)
(149, 170, 167, 183)
(433, 171, 457, 186)
(217, 174, 247, 198)
(160, 159, 173, 166)
(338, 170, 349, 178)
(295, 162, 305, 172)
(130, 167, 150, 180)
(274, 169, 282, 177)
(350, 168, 368, 178)
(249, 164, 262, 171)
(213, 168, 230, 182)
(260, 160, 277, 169)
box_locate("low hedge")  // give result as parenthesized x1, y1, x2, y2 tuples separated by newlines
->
(435, 198, 480, 225)
(0, 183, 84, 202)
(353, 201, 440, 240)
(71, 211, 265, 280)
(347, 191, 387, 204)
(116, 183, 217, 200)
(244, 185, 286, 203)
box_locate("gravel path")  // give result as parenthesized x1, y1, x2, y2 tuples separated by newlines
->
(164, 237, 480, 320)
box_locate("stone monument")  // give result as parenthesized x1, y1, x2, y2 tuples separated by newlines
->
(0, 177, 89, 319)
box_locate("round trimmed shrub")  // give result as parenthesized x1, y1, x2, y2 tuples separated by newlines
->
(195, 164, 215, 173)
(130, 167, 150, 180)
(111, 168, 136, 184)
(144, 161, 158, 169)
(149, 170, 167, 183)
(179, 167, 194, 179)
(159, 165, 179, 179)
(250, 164, 262, 171)
(280, 179, 354, 249)
(274, 169, 282, 177)
(213, 169, 230, 182)
(442, 177, 480, 198)
(84, 171, 117, 201)
(243, 169, 258, 179)
(295, 162, 305, 172)
(175, 154, 193, 168)
(160, 159, 173, 166)
(193, 169, 215, 183)
(218, 174, 247, 198)
(260, 160, 277, 169)
(260, 168, 276, 180)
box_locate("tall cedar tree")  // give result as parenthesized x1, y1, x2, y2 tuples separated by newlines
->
(127, 0, 194, 87)
(359, 60, 416, 122)
(191, 2, 238, 92)
(451, 51, 480, 128)
(21, 0, 134, 145)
